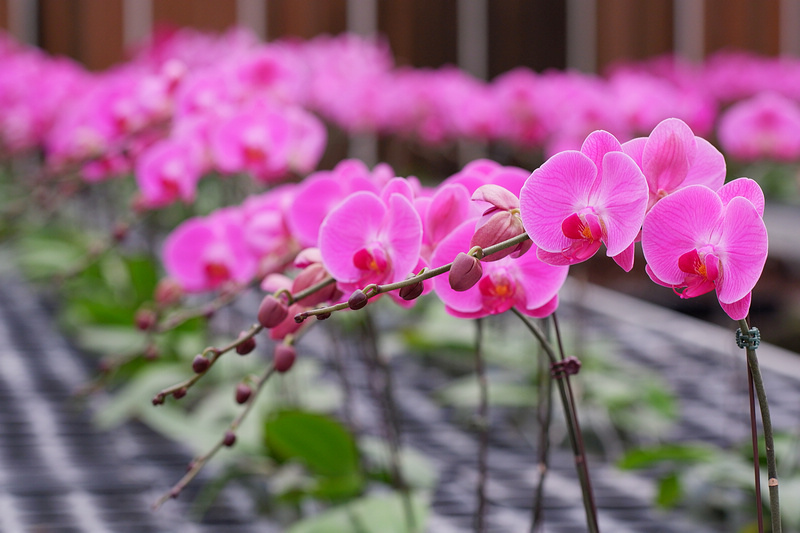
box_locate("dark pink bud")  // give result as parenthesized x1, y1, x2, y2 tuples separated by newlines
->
(316, 312, 332, 321)
(152, 394, 166, 405)
(399, 281, 424, 301)
(172, 387, 187, 399)
(449, 253, 483, 291)
(274, 344, 296, 373)
(192, 355, 210, 374)
(235, 383, 252, 404)
(235, 332, 256, 355)
(112, 222, 129, 243)
(223, 431, 237, 447)
(348, 289, 369, 310)
(144, 345, 160, 360)
(135, 308, 157, 331)
(258, 295, 289, 328)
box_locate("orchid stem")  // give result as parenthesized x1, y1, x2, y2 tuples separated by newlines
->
(738, 319, 781, 533)
(474, 318, 488, 533)
(512, 308, 600, 533)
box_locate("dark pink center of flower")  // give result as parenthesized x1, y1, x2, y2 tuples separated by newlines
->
(353, 245, 390, 274)
(560, 211, 603, 261)
(204, 261, 231, 287)
(674, 248, 720, 299)
(478, 270, 516, 314)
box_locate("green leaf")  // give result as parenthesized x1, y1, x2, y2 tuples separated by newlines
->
(265, 410, 360, 478)
(618, 443, 715, 470)
(655, 472, 682, 508)
(288, 491, 429, 533)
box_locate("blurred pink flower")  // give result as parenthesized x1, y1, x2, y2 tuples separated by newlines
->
(718, 92, 800, 162)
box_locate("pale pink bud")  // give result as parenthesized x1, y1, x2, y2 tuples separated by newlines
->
(449, 253, 483, 291)
(258, 295, 289, 328)
(154, 278, 184, 307)
(135, 309, 157, 331)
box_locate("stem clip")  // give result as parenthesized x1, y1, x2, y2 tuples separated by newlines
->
(736, 327, 761, 350)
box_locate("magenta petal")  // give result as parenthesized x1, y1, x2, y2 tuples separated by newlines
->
(426, 183, 473, 246)
(682, 137, 726, 191)
(511, 251, 569, 311)
(516, 294, 559, 319)
(319, 191, 386, 283)
(719, 292, 751, 320)
(716, 197, 768, 304)
(472, 184, 520, 211)
(642, 118, 696, 193)
(641, 185, 723, 285)
(718, 178, 765, 217)
(383, 193, 423, 283)
(612, 242, 636, 272)
(580, 130, 623, 179)
(621, 137, 646, 170)
(519, 151, 597, 253)
(380, 178, 416, 204)
(594, 151, 648, 256)
(645, 264, 673, 288)
(163, 218, 215, 291)
(536, 248, 580, 266)
(287, 177, 344, 247)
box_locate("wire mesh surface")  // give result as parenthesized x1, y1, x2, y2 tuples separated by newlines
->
(0, 269, 796, 532)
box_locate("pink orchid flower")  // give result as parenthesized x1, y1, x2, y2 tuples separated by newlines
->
(519, 130, 648, 271)
(717, 92, 800, 162)
(319, 189, 423, 296)
(622, 117, 726, 210)
(431, 220, 568, 319)
(135, 138, 204, 208)
(163, 208, 258, 293)
(641, 184, 768, 320)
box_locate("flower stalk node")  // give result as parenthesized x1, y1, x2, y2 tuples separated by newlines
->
(550, 356, 582, 379)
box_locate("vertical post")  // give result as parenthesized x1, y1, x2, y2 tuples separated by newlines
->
(674, 0, 705, 62)
(346, 0, 379, 167)
(781, 0, 800, 56)
(566, 0, 597, 72)
(123, 0, 152, 48)
(237, 0, 267, 41)
(7, 0, 37, 45)
(457, 0, 489, 165)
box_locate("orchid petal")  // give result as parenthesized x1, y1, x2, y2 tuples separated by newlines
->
(682, 137, 726, 191)
(383, 193, 424, 283)
(519, 150, 596, 253)
(719, 292, 751, 320)
(594, 151, 648, 256)
(718, 178, 765, 217)
(612, 242, 636, 272)
(715, 196, 768, 303)
(641, 185, 723, 285)
(642, 118, 696, 193)
(580, 130, 623, 183)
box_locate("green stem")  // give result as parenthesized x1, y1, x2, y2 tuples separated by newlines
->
(474, 318, 488, 533)
(738, 319, 781, 533)
(512, 308, 600, 533)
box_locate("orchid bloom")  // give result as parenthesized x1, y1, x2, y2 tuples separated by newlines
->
(519, 130, 648, 271)
(641, 183, 768, 320)
(318, 189, 423, 296)
(622, 117, 726, 210)
(431, 220, 568, 319)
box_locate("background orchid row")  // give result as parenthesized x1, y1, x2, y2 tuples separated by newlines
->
(2, 27, 800, 210)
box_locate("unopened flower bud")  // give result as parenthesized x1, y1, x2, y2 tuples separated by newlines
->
(144, 345, 160, 360)
(152, 394, 166, 406)
(316, 312, 332, 321)
(154, 278, 184, 307)
(399, 280, 424, 301)
(223, 431, 237, 447)
(192, 355, 210, 374)
(274, 344, 296, 373)
(449, 253, 483, 291)
(172, 387, 187, 399)
(112, 222, 129, 243)
(235, 383, 252, 404)
(135, 308, 157, 331)
(235, 332, 256, 355)
(258, 295, 289, 328)
(470, 211, 530, 261)
(348, 289, 369, 310)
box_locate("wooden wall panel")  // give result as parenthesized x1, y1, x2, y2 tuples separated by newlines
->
(153, 0, 237, 33)
(488, 0, 567, 77)
(0, 0, 8, 32)
(39, 0, 123, 70)
(704, 0, 780, 56)
(596, 0, 673, 72)
(379, 0, 458, 68)
(267, 0, 346, 40)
